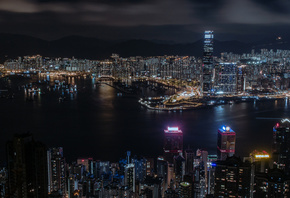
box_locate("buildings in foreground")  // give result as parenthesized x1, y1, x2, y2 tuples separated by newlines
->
(1, 118, 290, 197)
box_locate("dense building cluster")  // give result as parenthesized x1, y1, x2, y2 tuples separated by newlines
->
(0, 119, 289, 197)
(3, 47, 290, 96)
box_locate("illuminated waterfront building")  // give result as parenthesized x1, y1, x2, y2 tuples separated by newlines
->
(163, 127, 183, 162)
(273, 118, 290, 173)
(202, 30, 214, 95)
(216, 62, 237, 94)
(217, 126, 236, 160)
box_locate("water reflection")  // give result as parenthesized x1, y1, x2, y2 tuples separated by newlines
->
(1, 75, 289, 162)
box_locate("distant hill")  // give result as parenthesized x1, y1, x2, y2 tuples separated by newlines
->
(0, 33, 289, 63)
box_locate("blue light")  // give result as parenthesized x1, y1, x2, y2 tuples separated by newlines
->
(211, 163, 216, 167)
(222, 126, 226, 131)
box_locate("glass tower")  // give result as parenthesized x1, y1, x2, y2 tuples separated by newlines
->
(202, 30, 214, 95)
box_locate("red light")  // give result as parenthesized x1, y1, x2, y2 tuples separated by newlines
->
(82, 159, 84, 162)
(276, 123, 279, 127)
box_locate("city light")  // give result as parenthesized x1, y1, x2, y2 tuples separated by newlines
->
(281, 118, 290, 123)
(164, 127, 182, 133)
(255, 155, 270, 158)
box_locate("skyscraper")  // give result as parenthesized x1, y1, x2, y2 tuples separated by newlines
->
(202, 30, 214, 95)
(216, 62, 237, 94)
(6, 133, 48, 198)
(47, 147, 66, 196)
(273, 118, 290, 173)
(163, 127, 183, 162)
(124, 163, 136, 193)
(179, 182, 192, 198)
(214, 156, 251, 197)
(217, 126, 236, 160)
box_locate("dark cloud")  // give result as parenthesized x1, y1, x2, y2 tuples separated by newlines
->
(35, 0, 151, 5)
(252, 0, 290, 14)
(188, 0, 226, 18)
(0, 0, 289, 42)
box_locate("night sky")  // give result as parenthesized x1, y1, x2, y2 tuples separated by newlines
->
(1, 0, 290, 42)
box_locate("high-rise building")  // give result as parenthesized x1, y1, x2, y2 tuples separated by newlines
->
(6, 133, 48, 198)
(47, 147, 66, 196)
(194, 149, 208, 197)
(77, 158, 93, 172)
(202, 30, 214, 95)
(184, 149, 194, 174)
(273, 118, 290, 173)
(214, 156, 251, 198)
(254, 168, 290, 197)
(216, 62, 237, 94)
(163, 127, 183, 162)
(179, 182, 192, 198)
(217, 126, 236, 160)
(124, 163, 135, 192)
(132, 156, 147, 183)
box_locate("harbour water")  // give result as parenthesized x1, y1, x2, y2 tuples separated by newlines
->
(0, 75, 289, 163)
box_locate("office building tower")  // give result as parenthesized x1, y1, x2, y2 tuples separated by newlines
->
(179, 182, 192, 198)
(237, 65, 246, 92)
(95, 161, 110, 179)
(254, 168, 290, 197)
(77, 158, 93, 172)
(216, 62, 237, 94)
(248, 150, 272, 173)
(146, 158, 154, 176)
(214, 156, 251, 198)
(273, 118, 290, 173)
(202, 30, 214, 95)
(163, 127, 183, 162)
(6, 133, 48, 198)
(132, 156, 147, 183)
(47, 147, 66, 196)
(194, 149, 209, 197)
(184, 149, 194, 174)
(157, 157, 168, 195)
(140, 177, 163, 198)
(0, 167, 7, 198)
(124, 163, 136, 192)
(174, 155, 185, 185)
(245, 150, 272, 197)
(217, 126, 236, 160)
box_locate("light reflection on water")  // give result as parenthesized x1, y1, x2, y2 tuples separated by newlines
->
(0, 76, 289, 162)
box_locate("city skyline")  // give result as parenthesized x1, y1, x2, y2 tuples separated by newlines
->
(0, 1, 290, 196)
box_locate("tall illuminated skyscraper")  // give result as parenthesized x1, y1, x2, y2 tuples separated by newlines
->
(273, 118, 290, 173)
(163, 127, 183, 162)
(202, 30, 214, 95)
(217, 126, 236, 160)
(47, 147, 66, 195)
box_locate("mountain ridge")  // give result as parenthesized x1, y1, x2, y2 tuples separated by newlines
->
(0, 33, 289, 63)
